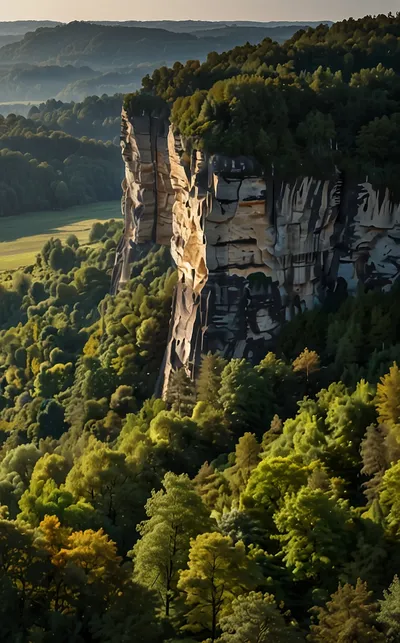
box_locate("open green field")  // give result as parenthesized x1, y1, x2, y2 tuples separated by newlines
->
(0, 201, 121, 271)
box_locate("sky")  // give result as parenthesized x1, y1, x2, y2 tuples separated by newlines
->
(2, 0, 399, 23)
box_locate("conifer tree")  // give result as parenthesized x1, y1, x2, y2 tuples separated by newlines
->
(220, 359, 268, 436)
(309, 579, 385, 642)
(293, 348, 320, 382)
(361, 424, 388, 504)
(376, 363, 400, 429)
(166, 368, 196, 416)
(197, 353, 228, 407)
(377, 575, 400, 641)
(225, 433, 261, 499)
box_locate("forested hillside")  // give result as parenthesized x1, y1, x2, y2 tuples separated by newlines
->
(130, 13, 400, 195)
(0, 64, 98, 102)
(0, 20, 331, 102)
(0, 109, 122, 217)
(28, 95, 123, 142)
(2, 219, 400, 640)
(0, 21, 313, 68)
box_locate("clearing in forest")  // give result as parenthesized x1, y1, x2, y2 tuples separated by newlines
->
(0, 201, 121, 271)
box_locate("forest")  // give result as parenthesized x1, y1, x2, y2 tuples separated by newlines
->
(2, 221, 400, 641)
(0, 21, 314, 68)
(130, 12, 400, 194)
(0, 109, 122, 217)
(0, 21, 326, 102)
(28, 95, 123, 142)
(3, 11, 400, 643)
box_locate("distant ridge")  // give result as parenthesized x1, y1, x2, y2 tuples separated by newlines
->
(0, 20, 324, 68)
(0, 18, 333, 36)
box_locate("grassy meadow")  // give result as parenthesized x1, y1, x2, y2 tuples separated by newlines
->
(0, 201, 121, 271)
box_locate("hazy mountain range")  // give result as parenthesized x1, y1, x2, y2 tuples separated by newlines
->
(0, 19, 333, 36)
(0, 19, 332, 104)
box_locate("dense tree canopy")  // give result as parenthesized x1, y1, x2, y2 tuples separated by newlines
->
(1, 219, 400, 639)
(0, 105, 122, 217)
(125, 13, 400, 195)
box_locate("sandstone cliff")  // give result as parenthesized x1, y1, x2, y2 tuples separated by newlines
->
(113, 108, 400, 394)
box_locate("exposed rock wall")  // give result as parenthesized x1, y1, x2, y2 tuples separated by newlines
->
(115, 108, 400, 393)
(111, 110, 173, 291)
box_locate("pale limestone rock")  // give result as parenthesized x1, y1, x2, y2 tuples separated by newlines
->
(114, 109, 400, 393)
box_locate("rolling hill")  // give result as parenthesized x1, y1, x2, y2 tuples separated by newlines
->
(0, 20, 314, 69)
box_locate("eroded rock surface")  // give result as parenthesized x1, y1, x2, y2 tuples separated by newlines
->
(114, 108, 400, 393)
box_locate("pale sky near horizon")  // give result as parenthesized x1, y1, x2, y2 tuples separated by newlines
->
(2, 0, 399, 23)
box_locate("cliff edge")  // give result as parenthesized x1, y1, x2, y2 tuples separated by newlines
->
(112, 108, 400, 395)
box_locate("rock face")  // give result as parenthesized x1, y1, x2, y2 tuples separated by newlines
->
(114, 108, 400, 394)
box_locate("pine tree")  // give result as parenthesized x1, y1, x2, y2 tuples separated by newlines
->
(197, 353, 227, 407)
(166, 368, 196, 416)
(376, 363, 400, 428)
(377, 575, 400, 641)
(360, 424, 388, 505)
(220, 359, 268, 437)
(309, 579, 385, 642)
(235, 433, 261, 485)
(225, 433, 261, 499)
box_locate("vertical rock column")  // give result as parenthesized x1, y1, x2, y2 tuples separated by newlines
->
(111, 109, 173, 293)
(160, 130, 209, 396)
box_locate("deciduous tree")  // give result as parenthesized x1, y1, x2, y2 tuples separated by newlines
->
(178, 532, 261, 641)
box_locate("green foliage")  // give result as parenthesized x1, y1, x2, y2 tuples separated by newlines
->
(376, 363, 400, 429)
(0, 513, 161, 641)
(1, 233, 400, 640)
(196, 352, 228, 406)
(0, 112, 122, 217)
(89, 221, 106, 242)
(274, 487, 354, 584)
(377, 575, 400, 641)
(178, 532, 261, 640)
(220, 359, 269, 436)
(309, 579, 385, 642)
(132, 472, 212, 616)
(243, 456, 312, 518)
(166, 368, 196, 416)
(138, 14, 400, 193)
(218, 591, 304, 642)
